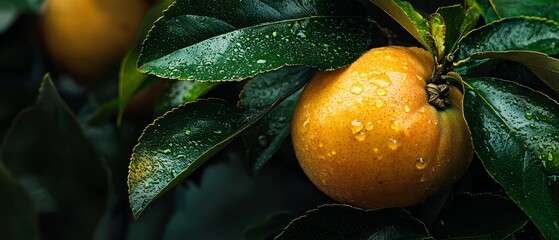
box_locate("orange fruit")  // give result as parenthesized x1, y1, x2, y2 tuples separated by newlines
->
(40, 0, 150, 85)
(291, 46, 474, 209)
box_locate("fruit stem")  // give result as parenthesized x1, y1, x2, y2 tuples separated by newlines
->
(427, 54, 454, 110)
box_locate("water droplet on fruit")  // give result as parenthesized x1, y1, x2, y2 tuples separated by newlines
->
(365, 122, 374, 130)
(415, 158, 427, 170)
(404, 105, 411, 113)
(525, 112, 534, 120)
(354, 131, 367, 141)
(351, 119, 363, 134)
(302, 119, 310, 133)
(319, 142, 324, 148)
(375, 100, 383, 108)
(373, 148, 379, 153)
(337, 98, 344, 103)
(350, 83, 363, 94)
(375, 88, 387, 96)
(388, 138, 401, 150)
(330, 150, 337, 155)
(548, 152, 554, 161)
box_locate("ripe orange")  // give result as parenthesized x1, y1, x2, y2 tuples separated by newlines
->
(40, 0, 150, 85)
(291, 46, 474, 209)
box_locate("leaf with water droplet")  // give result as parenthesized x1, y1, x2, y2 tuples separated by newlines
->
(275, 204, 432, 239)
(491, 0, 559, 22)
(368, 0, 432, 53)
(470, 50, 559, 96)
(463, 76, 559, 239)
(139, 0, 370, 81)
(128, 68, 310, 218)
(239, 67, 315, 173)
(455, 17, 559, 70)
(155, 80, 219, 116)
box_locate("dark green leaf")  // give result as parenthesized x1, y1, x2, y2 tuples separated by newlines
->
(139, 0, 370, 81)
(155, 80, 219, 116)
(436, 4, 479, 54)
(0, 76, 110, 239)
(471, 51, 559, 96)
(456, 17, 559, 67)
(432, 193, 528, 239)
(463, 77, 559, 239)
(239, 67, 315, 173)
(164, 156, 326, 239)
(0, 163, 39, 240)
(276, 205, 432, 240)
(242, 212, 296, 240)
(139, 17, 371, 81)
(369, 0, 432, 52)
(128, 68, 311, 218)
(118, 1, 172, 124)
(429, 13, 445, 60)
(465, 0, 499, 23)
(492, 0, 559, 22)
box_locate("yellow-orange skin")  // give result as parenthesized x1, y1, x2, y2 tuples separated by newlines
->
(291, 46, 474, 209)
(41, 0, 150, 85)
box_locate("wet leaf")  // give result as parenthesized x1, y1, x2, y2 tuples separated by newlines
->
(0, 163, 39, 240)
(128, 68, 311, 218)
(139, 17, 371, 81)
(239, 67, 315, 173)
(275, 205, 432, 240)
(0, 76, 110, 239)
(432, 193, 528, 239)
(118, 1, 172, 124)
(368, 0, 432, 52)
(491, 0, 559, 22)
(155, 80, 219, 116)
(456, 17, 559, 68)
(139, 0, 370, 81)
(463, 77, 559, 239)
(471, 51, 559, 96)
(429, 13, 445, 60)
(465, 0, 499, 23)
(436, 4, 479, 54)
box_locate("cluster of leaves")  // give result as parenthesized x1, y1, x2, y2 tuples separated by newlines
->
(2, 0, 559, 239)
(119, 0, 559, 238)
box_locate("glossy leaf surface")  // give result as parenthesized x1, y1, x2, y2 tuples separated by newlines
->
(463, 77, 559, 239)
(276, 205, 432, 240)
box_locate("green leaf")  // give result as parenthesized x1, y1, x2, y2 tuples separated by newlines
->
(242, 212, 296, 240)
(128, 67, 311, 218)
(456, 17, 559, 67)
(429, 13, 445, 60)
(466, 0, 499, 23)
(432, 193, 528, 239)
(0, 163, 39, 240)
(275, 205, 432, 240)
(436, 4, 480, 54)
(471, 51, 559, 96)
(369, 0, 431, 52)
(138, 0, 370, 81)
(491, 0, 559, 22)
(118, 1, 172, 124)
(163, 155, 327, 239)
(239, 67, 315, 173)
(154, 80, 219, 116)
(463, 77, 559, 239)
(139, 17, 371, 81)
(0, 76, 110, 239)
